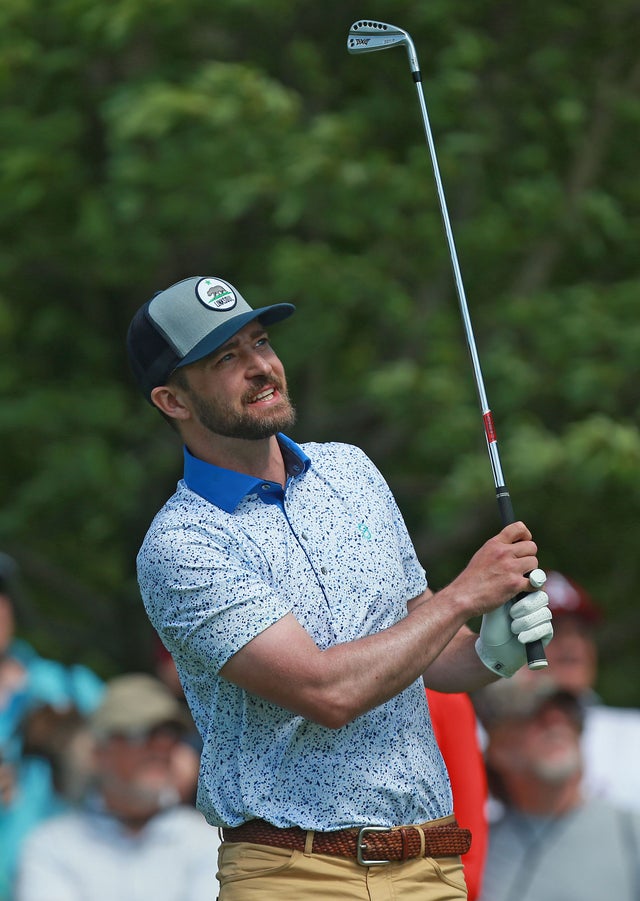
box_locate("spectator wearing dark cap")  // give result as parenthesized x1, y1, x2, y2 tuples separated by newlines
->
(15, 673, 220, 901)
(474, 678, 640, 901)
(523, 572, 640, 812)
(0, 553, 104, 900)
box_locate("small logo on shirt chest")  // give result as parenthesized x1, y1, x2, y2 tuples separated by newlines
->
(357, 522, 372, 540)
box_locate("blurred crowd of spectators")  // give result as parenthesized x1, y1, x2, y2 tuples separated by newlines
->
(0, 553, 219, 901)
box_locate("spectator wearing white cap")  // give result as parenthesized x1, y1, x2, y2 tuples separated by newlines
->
(15, 673, 220, 901)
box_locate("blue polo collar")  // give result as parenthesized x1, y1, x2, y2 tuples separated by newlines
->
(183, 434, 311, 513)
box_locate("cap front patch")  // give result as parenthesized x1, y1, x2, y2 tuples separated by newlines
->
(195, 278, 237, 311)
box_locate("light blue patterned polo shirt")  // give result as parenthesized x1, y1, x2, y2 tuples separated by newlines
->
(137, 435, 452, 830)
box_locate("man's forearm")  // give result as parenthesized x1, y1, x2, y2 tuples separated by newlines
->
(422, 625, 500, 693)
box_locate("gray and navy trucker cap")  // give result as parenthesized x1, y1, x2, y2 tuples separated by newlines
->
(126, 276, 295, 402)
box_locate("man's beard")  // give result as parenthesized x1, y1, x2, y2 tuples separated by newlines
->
(189, 378, 296, 440)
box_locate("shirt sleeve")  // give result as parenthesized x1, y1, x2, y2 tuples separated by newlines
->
(138, 517, 293, 674)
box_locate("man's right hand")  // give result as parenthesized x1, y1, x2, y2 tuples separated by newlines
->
(444, 521, 541, 619)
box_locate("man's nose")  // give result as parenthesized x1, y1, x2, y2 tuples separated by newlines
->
(245, 350, 273, 376)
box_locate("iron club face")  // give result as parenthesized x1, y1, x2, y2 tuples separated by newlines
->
(347, 20, 419, 74)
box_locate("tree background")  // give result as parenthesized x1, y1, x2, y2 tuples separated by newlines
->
(1, 0, 638, 703)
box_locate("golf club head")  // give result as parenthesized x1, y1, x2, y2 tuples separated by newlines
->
(347, 20, 419, 73)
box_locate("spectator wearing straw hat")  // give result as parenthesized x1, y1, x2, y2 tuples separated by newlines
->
(15, 673, 220, 901)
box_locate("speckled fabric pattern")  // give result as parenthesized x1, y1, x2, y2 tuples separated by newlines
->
(137, 438, 452, 830)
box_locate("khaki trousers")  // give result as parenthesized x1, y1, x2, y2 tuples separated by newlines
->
(217, 836, 468, 900)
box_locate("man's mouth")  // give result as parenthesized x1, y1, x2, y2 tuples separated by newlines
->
(248, 387, 277, 404)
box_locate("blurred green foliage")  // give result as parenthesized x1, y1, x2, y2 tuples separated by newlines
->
(1, 0, 638, 703)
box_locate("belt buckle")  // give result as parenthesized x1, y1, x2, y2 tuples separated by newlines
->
(357, 826, 393, 866)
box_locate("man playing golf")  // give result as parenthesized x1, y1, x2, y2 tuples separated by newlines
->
(126, 275, 553, 900)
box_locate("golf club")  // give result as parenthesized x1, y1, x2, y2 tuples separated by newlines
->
(347, 20, 548, 670)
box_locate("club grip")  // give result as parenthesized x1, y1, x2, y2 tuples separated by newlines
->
(497, 486, 548, 671)
(526, 639, 548, 670)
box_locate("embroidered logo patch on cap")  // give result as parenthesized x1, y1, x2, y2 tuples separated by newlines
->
(195, 278, 238, 311)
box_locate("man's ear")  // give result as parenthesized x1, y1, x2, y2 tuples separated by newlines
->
(150, 385, 191, 421)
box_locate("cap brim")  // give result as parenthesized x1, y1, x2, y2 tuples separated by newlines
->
(175, 302, 295, 371)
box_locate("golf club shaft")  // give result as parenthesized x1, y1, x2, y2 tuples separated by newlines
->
(411, 76, 547, 670)
(348, 21, 547, 669)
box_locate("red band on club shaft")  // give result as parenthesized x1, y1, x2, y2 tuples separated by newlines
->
(483, 411, 497, 444)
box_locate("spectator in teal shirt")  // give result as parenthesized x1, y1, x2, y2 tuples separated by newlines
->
(0, 552, 104, 900)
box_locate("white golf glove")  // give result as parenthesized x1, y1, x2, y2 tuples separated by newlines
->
(475, 588, 553, 678)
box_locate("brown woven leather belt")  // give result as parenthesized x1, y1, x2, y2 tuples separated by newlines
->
(222, 818, 472, 866)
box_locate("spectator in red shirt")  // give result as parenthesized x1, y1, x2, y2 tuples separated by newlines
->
(427, 689, 488, 900)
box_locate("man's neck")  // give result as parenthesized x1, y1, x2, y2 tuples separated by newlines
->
(187, 433, 287, 487)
